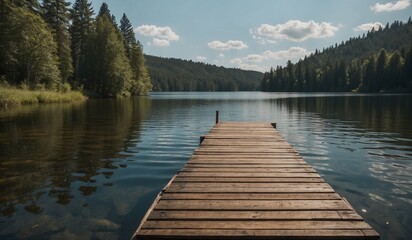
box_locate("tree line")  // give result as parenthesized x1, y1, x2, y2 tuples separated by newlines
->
(0, 0, 152, 97)
(261, 18, 412, 93)
(145, 55, 263, 91)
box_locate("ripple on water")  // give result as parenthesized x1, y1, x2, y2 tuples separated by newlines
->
(1, 93, 412, 240)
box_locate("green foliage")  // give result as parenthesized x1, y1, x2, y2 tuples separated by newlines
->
(262, 19, 412, 93)
(1, 0, 153, 101)
(145, 55, 263, 91)
(7, 0, 42, 14)
(42, 0, 73, 83)
(98, 2, 116, 27)
(70, 0, 94, 83)
(0, 85, 86, 107)
(85, 14, 133, 97)
(120, 13, 137, 52)
(120, 13, 152, 95)
(0, 2, 61, 89)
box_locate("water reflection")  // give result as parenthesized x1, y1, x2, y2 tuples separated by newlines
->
(0, 97, 151, 219)
(272, 95, 412, 134)
(271, 95, 412, 239)
(0, 93, 411, 239)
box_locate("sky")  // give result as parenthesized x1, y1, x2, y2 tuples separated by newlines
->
(90, 0, 411, 72)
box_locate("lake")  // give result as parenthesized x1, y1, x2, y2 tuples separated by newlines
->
(0, 92, 411, 240)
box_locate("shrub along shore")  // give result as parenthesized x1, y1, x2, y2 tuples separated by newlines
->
(0, 86, 86, 108)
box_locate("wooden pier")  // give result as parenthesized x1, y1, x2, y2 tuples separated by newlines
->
(132, 122, 379, 240)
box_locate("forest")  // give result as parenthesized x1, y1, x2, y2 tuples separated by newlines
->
(261, 18, 412, 93)
(145, 55, 263, 91)
(0, 0, 152, 97)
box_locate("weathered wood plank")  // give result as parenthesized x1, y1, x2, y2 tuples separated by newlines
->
(173, 177, 324, 183)
(171, 182, 329, 188)
(165, 186, 335, 193)
(185, 164, 309, 168)
(202, 138, 290, 147)
(141, 220, 372, 230)
(147, 210, 363, 221)
(194, 149, 297, 154)
(132, 122, 379, 240)
(187, 161, 307, 165)
(177, 172, 321, 178)
(190, 156, 303, 159)
(136, 229, 368, 239)
(180, 167, 316, 173)
(154, 200, 351, 211)
(161, 193, 341, 200)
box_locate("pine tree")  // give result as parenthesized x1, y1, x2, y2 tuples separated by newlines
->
(85, 14, 133, 97)
(120, 13, 137, 57)
(375, 49, 388, 91)
(70, 0, 94, 84)
(388, 51, 404, 89)
(286, 60, 294, 91)
(404, 45, 412, 89)
(98, 2, 116, 27)
(120, 13, 152, 95)
(42, 0, 73, 83)
(361, 56, 376, 92)
(337, 60, 348, 91)
(98, 2, 109, 17)
(8, 0, 42, 14)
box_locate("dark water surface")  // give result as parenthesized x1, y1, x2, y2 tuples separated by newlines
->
(0, 92, 411, 240)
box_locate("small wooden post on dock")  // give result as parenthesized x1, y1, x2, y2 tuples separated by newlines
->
(132, 122, 379, 240)
(215, 110, 219, 124)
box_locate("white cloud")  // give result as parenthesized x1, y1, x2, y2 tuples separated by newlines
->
(208, 40, 248, 50)
(195, 56, 207, 62)
(218, 53, 225, 58)
(239, 47, 311, 64)
(353, 22, 384, 31)
(230, 58, 267, 72)
(262, 47, 312, 61)
(152, 38, 170, 47)
(370, 0, 410, 12)
(230, 58, 242, 65)
(231, 61, 268, 72)
(253, 20, 339, 42)
(135, 25, 179, 41)
(230, 47, 312, 72)
(243, 54, 265, 63)
(135, 25, 179, 47)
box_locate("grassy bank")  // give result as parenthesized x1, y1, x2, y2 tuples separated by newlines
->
(0, 86, 87, 108)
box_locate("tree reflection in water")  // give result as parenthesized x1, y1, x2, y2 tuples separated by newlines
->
(0, 97, 151, 218)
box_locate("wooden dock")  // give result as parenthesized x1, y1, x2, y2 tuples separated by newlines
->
(132, 122, 379, 240)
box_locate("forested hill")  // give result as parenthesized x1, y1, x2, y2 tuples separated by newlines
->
(145, 55, 263, 91)
(261, 18, 412, 93)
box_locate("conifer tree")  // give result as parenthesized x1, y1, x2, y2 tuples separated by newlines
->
(8, 0, 41, 14)
(375, 49, 388, 91)
(70, 0, 94, 84)
(404, 45, 412, 90)
(120, 13, 152, 95)
(98, 2, 116, 27)
(42, 0, 73, 83)
(85, 14, 133, 97)
(388, 51, 404, 89)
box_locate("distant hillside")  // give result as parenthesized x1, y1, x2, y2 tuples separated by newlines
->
(261, 18, 412, 93)
(144, 55, 263, 91)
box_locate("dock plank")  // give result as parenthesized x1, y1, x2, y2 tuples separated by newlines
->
(161, 193, 342, 200)
(147, 210, 363, 220)
(132, 122, 379, 240)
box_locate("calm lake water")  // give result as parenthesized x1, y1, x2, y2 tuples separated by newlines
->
(0, 92, 411, 240)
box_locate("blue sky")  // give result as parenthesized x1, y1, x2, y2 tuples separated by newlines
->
(90, 0, 411, 72)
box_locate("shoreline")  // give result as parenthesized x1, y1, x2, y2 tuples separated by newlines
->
(0, 87, 87, 109)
